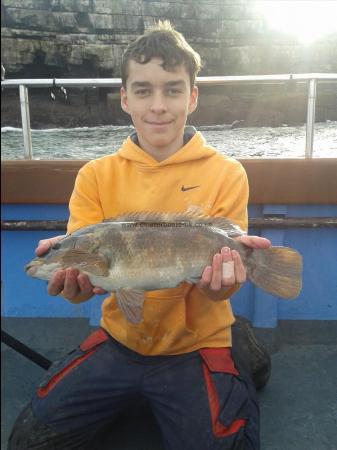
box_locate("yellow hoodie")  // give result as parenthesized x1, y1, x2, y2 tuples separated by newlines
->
(67, 129, 249, 355)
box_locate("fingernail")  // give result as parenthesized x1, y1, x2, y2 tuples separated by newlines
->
(216, 254, 222, 262)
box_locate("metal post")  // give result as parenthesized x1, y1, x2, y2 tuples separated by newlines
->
(305, 78, 317, 158)
(19, 85, 33, 159)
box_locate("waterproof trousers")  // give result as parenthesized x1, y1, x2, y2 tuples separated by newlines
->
(8, 328, 260, 450)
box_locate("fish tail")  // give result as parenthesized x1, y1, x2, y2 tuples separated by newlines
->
(246, 247, 302, 299)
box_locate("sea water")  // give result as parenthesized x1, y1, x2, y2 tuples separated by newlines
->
(1, 121, 336, 160)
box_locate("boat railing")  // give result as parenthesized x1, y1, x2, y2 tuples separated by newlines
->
(1, 73, 337, 159)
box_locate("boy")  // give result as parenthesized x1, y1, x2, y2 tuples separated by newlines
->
(9, 21, 270, 449)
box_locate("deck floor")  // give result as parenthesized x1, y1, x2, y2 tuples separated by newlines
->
(2, 319, 337, 450)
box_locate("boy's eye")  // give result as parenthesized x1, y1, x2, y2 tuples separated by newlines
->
(134, 89, 150, 96)
(166, 88, 182, 96)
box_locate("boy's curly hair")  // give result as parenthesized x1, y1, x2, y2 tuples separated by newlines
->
(121, 21, 202, 90)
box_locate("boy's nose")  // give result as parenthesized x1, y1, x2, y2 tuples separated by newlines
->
(150, 94, 167, 113)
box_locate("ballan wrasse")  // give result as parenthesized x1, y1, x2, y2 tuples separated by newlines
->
(25, 213, 303, 323)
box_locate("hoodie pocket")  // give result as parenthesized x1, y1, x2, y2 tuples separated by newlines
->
(36, 329, 108, 398)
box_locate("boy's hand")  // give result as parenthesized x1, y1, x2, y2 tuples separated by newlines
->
(35, 236, 107, 302)
(197, 235, 271, 300)
(35, 235, 66, 257)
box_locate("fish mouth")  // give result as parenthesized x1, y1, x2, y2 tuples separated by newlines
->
(24, 259, 42, 276)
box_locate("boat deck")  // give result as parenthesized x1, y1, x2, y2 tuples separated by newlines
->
(2, 318, 336, 450)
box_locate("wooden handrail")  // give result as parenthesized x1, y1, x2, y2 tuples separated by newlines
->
(2, 158, 337, 205)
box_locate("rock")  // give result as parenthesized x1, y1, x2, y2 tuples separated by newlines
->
(1, 0, 337, 127)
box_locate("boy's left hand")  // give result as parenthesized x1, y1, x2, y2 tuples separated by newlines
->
(197, 235, 271, 300)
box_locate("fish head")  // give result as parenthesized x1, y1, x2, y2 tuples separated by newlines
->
(24, 240, 72, 281)
(25, 233, 111, 281)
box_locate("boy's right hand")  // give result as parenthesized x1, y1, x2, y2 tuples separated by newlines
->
(36, 236, 107, 302)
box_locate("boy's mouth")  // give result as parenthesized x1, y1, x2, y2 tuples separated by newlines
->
(145, 120, 173, 126)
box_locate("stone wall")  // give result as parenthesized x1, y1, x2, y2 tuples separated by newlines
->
(2, 0, 337, 76)
(1, 0, 337, 127)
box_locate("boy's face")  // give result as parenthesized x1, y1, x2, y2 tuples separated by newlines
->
(121, 57, 198, 161)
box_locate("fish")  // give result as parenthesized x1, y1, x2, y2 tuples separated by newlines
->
(25, 212, 303, 324)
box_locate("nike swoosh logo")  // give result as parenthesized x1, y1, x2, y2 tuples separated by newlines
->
(181, 185, 200, 192)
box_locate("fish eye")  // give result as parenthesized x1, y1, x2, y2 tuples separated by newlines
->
(52, 242, 61, 250)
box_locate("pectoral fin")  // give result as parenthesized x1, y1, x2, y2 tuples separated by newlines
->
(115, 289, 145, 324)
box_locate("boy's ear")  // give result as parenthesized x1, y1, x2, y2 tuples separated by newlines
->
(120, 87, 130, 114)
(188, 86, 198, 115)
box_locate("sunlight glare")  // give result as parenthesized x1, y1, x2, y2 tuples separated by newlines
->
(256, 1, 337, 44)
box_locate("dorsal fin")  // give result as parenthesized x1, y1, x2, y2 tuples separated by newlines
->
(108, 211, 201, 223)
(103, 212, 244, 237)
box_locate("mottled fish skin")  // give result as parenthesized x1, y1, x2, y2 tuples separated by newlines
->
(25, 213, 302, 323)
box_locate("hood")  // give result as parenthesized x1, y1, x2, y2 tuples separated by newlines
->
(117, 127, 217, 168)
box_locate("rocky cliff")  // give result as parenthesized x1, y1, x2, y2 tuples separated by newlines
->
(2, 0, 337, 127)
